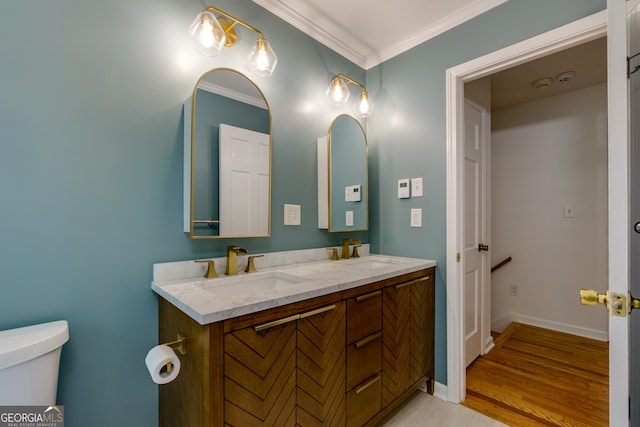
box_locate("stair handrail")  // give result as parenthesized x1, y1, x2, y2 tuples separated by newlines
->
(491, 256, 512, 273)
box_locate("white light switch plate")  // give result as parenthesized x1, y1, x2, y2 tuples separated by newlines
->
(411, 177, 424, 197)
(410, 208, 422, 227)
(346, 210, 354, 226)
(284, 204, 301, 225)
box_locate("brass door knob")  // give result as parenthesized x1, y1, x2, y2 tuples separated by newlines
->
(579, 289, 607, 306)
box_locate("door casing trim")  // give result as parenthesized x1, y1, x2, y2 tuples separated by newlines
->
(445, 10, 607, 404)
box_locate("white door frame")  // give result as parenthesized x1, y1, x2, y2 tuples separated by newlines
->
(445, 11, 608, 404)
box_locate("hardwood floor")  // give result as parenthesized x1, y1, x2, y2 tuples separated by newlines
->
(462, 323, 609, 426)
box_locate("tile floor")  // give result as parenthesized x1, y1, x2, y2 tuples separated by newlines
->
(379, 391, 507, 426)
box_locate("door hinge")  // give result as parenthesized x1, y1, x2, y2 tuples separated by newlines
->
(456, 253, 461, 262)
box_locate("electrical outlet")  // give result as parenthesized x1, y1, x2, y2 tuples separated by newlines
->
(284, 204, 301, 226)
(509, 284, 519, 297)
(564, 205, 575, 218)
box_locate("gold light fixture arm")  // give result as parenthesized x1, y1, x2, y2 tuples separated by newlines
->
(335, 73, 366, 92)
(205, 5, 266, 41)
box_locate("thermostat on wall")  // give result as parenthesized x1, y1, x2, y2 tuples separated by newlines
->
(345, 185, 362, 202)
(398, 179, 410, 199)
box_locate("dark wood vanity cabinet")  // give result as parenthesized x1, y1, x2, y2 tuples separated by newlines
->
(382, 274, 435, 405)
(346, 290, 383, 427)
(158, 267, 434, 427)
(224, 302, 347, 426)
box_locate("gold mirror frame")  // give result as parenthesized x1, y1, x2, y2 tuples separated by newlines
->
(186, 68, 272, 239)
(327, 114, 369, 232)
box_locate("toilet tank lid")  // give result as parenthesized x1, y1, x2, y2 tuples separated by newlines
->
(0, 320, 69, 370)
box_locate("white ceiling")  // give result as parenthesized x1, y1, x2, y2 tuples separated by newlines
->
(253, 0, 509, 69)
(251, 0, 606, 108)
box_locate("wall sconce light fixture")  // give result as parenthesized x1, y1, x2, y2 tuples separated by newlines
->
(189, 6, 278, 77)
(326, 73, 374, 118)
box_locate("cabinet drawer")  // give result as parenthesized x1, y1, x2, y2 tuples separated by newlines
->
(347, 332, 381, 391)
(347, 290, 382, 343)
(346, 374, 382, 427)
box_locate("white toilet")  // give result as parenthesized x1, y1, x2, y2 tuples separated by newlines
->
(0, 320, 69, 405)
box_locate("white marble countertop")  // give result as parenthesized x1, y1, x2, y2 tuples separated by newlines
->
(152, 246, 436, 325)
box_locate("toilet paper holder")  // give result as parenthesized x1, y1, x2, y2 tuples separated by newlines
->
(161, 333, 187, 374)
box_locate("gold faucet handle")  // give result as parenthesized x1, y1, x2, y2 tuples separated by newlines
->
(351, 245, 361, 258)
(195, 260, 218, 278)
(244, 255, 264, 273)
(327, 248, 339, 260)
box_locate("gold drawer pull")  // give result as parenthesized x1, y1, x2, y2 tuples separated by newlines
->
(355, 332, 381, 349)
(300, 304, 336, 319)
(395, 277, 427, 290)
(355, 374, 381, 395)
(254, 314, 300, 332)
(395, 281, 414, 290)
(355, 290, 381, 302)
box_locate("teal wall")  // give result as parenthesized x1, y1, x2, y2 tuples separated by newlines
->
(366, 0, 606, 385)
(0, 0, 606, 425)
(0, 0, 364, 425)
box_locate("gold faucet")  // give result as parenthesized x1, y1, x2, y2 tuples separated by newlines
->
(225, 245, 248, 276)
(341, 238, 361, 259)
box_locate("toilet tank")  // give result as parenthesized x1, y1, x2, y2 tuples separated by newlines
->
(0, 320, 69, 405)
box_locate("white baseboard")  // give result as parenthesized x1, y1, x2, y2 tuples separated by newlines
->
(491, 312, 608, 342)
(433, 381, 448, 401)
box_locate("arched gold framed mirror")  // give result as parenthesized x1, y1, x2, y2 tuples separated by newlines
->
(183, 68, 272, 238)
(318, 114, 368, 232)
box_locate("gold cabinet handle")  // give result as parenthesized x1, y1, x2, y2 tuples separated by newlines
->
(355, 374, 381, 395)
(355, 332, 381, 349)
(254, 314, 300, 332)
(395, 277, 428, 290)
(355, 290, 381, 302)
(300, 304, 336, 319)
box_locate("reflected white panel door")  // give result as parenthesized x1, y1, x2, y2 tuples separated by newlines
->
(464, 99, 488, 367)
(219, 123, 270, 236)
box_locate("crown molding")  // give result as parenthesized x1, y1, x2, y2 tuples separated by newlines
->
(252, 0, 368, 68)
(253, 0, 507, 70)
(367, 0, 509, 68)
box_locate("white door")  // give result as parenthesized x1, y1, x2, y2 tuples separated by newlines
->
(463, 99, 490, 367)
(219, 123, 270, 236)
(606, 1, 632, 425)
(630, 1, 640, 423)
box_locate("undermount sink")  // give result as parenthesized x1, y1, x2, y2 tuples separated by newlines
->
(201, 271, 307, 296)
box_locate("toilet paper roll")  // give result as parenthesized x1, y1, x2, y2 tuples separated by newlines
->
(145, 345, 181, 384)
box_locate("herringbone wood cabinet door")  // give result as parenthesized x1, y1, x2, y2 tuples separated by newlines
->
(296, 302, 346, 427)
(224, 321, 297, 426)
(382, 277, 433, 405)
(381, 285, 412, 405)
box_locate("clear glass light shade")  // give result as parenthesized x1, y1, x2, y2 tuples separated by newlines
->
(354, 91, 374, 117)
(189, 11, 226, 56)
(248, 39, 278, 77)
(326, 77, 350, 106)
